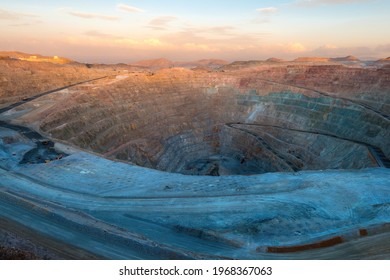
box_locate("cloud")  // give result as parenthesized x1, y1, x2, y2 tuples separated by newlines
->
(0, 8, 37, 20)
(320, 44, 338, 49)
(285, 42, 307, 52)
(204, 26, 236, 35)
(67, 10, 119, 21)
(147, 16, 177, 30)
(117, 3, 144, 13)
(253, 7, 278, 24)
(296, 0, 369, 6)
(8, 20, 43, 27)
(256, 7, 278, 14)
(159, 28, 265, 53)
(113, 38, 169, 49)
(84, 30, 119, 39)
(309, 44, 389, 59)
(82, 31, 165, 47)
(183, 26, 236, 37)
(143, 38, 163, 47)
(182, 43, 218, 52)
(149, 16, 177, 26)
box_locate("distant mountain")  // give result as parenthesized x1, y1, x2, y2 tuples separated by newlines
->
(187, 59, 229, 68)
(191, 65, 215, 72)
(219, 60, 266, 71)
(331, 55, 360, 62)
(377, 57, 390, 62)
(294, 57, 330, 62)
(0, 51, 72, 64)
(266, 57, 285, 63)
(131, 58, 175, 69)
(130, 58, 228, 69)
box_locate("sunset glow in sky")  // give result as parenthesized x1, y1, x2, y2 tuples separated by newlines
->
(1, 0, 389, 63)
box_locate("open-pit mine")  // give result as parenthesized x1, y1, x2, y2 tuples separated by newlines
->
(0, 52, 389, 259)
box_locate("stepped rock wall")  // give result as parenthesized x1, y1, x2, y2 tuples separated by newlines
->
(31, 65, 389, 175)
(0, 59, 118, 105)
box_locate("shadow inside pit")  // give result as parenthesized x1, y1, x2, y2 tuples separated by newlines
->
(19, 140, 68, 164)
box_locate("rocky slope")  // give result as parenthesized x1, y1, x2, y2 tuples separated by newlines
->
(0, 57, 133, 106)
(2, 58, 388, 175)
(0, 51, 72, 64)
(0, 53, 389, 259)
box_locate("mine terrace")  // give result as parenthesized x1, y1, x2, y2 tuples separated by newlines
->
(0, 52, 389, 259)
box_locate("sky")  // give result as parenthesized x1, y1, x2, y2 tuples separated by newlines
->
(0, 0, 389, 63)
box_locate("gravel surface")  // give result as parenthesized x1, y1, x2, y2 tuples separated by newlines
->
(0, 222, 60, 260)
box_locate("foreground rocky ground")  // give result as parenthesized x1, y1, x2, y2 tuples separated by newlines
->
(1, 125, 389, 259)
(0, 53, 389, 259)
(0, 246, 39, 260)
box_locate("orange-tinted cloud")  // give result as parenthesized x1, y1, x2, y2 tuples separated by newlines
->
(147, 16, 178, 30)
(84, 30, 120, 39)
(284, 42, 307, 52)
(0, 8, 37, 20)
(66, 9, 119, 21)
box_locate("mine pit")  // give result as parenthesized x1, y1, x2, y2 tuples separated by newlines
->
(1, 56, 389, 260)
(30, 67, 389, 176)
(150, 117, 380, 176)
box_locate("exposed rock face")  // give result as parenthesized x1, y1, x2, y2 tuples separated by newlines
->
(0, 54, 389, 259)
(1, 126, 389, 259)
(0, 59, 116, 105)
(0, 51, 72, 64)
(4, 60, 387, 176)
(294, 57, 330, 62)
